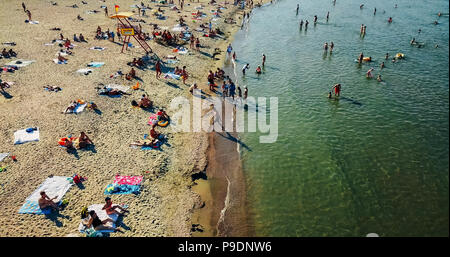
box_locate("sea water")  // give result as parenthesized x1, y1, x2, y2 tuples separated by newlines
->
(229, 0, 449, 236)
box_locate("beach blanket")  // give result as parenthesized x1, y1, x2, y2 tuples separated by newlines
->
(5, 59, 35, 67)
(25, 20, 39, 24)
(163, 72, 180, 80)
(14, 128, 40, 144)
(0, 153, 9, 162)
(89, 46, 106, 51)
(53, 59, 67, 64)
(166, 59, 178, 64)
(87, 62, 104, 68)
(105, 84, 129, 92)
(18, 176, 72, 214)
(76, 68, 93, 75)
(104, 175, 142, 195)
(78, 204, 118, 233)
(113, 175, 143, 185)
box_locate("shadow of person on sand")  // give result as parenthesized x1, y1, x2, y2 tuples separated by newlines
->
(66, 148, 80, 160)
(166, 81, 181, 89)
(80, 144, 97, 154)
(44, 211, 71, 227)
(116, 215, 131, 232)
(217, 132, 252, 152)
(1, 91, 13, 99)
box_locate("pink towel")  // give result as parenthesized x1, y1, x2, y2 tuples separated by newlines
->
(113, 175, 143, 185)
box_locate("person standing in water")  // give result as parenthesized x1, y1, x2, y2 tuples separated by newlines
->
(330, 42, 334, 53)
(358, 52, 364, 64)
(380, 62, 385, 69)
(326, 12, 330, 22)
(388, 17, 393, 23)
(332, 84, 341, 97)
(324, 42, 329, 51)
(305, 20, 309, 30)
(296, 4, 299, 15)
(299, 19, 304, 30)
(313, 15, 318, 24)
(374, 7, 377, 15)
(242, 63, 250, 75)
(262, 53, 266, 67)
(360, 24, 364, 35)
(385, 53, 389, 60)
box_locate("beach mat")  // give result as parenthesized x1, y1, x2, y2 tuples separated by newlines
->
(5, 59, 35, 67)
(87, 62, 104, 68)
(18, 176, 72, 214)
(76, 68, 93, 75)
(14, 128, 40, 144)
(89, 46, 106, 51)
(104, 175, 143, 195)
(0, 153, 9, 162)
(105, 84, 129, 92)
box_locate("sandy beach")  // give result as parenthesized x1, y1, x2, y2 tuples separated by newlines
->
(0, 0, 265, 237)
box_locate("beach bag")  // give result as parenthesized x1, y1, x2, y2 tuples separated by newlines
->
(80, 206, 88, 219)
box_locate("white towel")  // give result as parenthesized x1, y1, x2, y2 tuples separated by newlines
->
(5, 59, 35, 67)
(76, 68, 93, 74)
(73, 103, 87, 113)
(28, 20, 39, 24)
(14, 128, 40, 144)
(106, 84, 129, 92)
(0, 153, 9, 162)
(89, 47, 106, 51)
(24, 176, 72, 203)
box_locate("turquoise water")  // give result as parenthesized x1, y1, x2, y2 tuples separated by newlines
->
(230, 0, 449, 236)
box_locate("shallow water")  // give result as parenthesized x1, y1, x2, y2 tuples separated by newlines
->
(230, 0, 449, 236)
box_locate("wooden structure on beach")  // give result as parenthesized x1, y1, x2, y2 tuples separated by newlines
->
(109, 12, 152, 54)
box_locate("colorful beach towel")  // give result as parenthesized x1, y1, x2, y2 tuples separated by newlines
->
(14, 127, 40, 144)
(18, 176, 72, 214)
(104, 175, 143, 195)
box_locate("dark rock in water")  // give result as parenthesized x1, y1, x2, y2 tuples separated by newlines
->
(200, 201, 206, 208)
(191, 171, 207, 181)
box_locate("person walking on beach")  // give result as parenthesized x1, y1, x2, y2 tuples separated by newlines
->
(227, 44, 233, 57)
(22, 2, 26, 12)
(105, 7, 108, 17)
(26, 9, 32, 21)
(155, 60, 162, 79)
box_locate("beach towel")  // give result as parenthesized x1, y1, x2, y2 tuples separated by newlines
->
(163, 72, 180, 80)
(0, 153, 9, 162)
(87, 62, 104, 68)
(166, 59, 178, 64)
(76, 68, 93, 75)
(105, 84, 129, 92)
(5, 59, 35, 67)
(14, 128, 40, 144)
(78, 204, 119, 233)
(18, 176, 72, 214)
(25, 20, 39, 24)
(113, 175, 143, 186)
(148, 114, 159, 126)
(56, 52, 68, 56)
(104, 183, 141, 195)
(53, 59, 67, 64)
(89, 46, 106, 51)
(73, 103, 87, 113)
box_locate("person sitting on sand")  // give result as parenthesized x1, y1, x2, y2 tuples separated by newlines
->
(189, 83, 198, 94)
(150, 125, 161, 139)
(73, 34, 80, 42)
(38, 191, 59, 211)
(79, 33, 87, 42)
(78, 132, 93, 149)
(1, 48, 10, 58)
(126, 68, 136, 80)
(174, 66, 182, 75)
(64, 38, 72, 49)
(77, 15, 84, 21)
(7, 49, 17, 57)
(102, 197, 129, 216)
(86, 210, 121, 232)
(157, 109, 169, 121)
(57, 53, 68, 63)
(0, 80, 11, 92)
(139, 94, 153, 108)
(63, 101, 77, 113)
(137, 58, 144, 67)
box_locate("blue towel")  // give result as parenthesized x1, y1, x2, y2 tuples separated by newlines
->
(18, 200, 59, 214)
(104, 184, 141, 195)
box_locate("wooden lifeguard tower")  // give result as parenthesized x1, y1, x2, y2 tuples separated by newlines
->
(109, 12, 152, 54)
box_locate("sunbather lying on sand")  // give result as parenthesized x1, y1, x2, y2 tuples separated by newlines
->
(96, 86, 131, 96)
(130, 138, 160, 147)
(102, 197, 129, 216)
(85, 210, 121, 232)
(132, 94, 153, 108)
(44, 85, 62, 92)
(38, 191, 60, 211)
(62, 101, 77, 113)
(57, 53, 68, 62)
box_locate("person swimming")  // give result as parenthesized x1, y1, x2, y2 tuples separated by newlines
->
(366, 68, 374, 78)
(377, 75, 383, 82)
